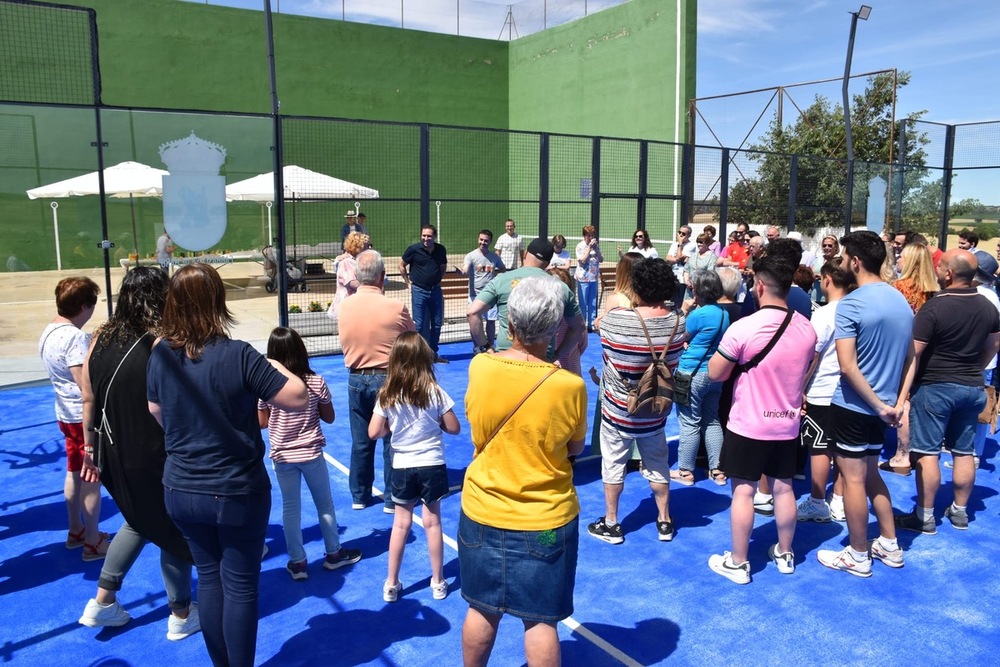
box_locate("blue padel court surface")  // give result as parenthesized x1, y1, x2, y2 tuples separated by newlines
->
(2, 335, 999, 666)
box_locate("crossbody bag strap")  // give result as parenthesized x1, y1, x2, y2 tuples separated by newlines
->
(482, 366, 560, 449)
(97, 333, 149, 448)
(736, 308, 793, 374)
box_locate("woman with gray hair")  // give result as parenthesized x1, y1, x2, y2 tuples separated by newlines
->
(460, 275, 588, 666)
(672, 270, 733, 486)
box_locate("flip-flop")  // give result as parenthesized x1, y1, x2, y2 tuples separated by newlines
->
(669, 469, 695, 486)
(710, 469, 728, 486)
(878, 460, 911, 476)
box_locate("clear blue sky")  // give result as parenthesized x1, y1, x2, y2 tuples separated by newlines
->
(189, 0, 1000, 202)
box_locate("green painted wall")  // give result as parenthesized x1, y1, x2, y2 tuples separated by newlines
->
(64, 0, 510, 125)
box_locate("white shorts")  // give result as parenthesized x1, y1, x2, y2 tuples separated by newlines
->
(469, 296, 498, 321)
(599, 420, 671, 485)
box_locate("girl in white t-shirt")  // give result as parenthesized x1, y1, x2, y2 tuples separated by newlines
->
(369, 332, 460, 603)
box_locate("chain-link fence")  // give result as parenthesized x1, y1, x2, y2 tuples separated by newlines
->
(5, 0, 1000, 360)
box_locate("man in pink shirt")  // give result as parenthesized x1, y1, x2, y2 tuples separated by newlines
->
(706, 251, 817, 584)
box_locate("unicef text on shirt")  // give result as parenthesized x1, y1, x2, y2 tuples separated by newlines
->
(762, 410, 798, 419)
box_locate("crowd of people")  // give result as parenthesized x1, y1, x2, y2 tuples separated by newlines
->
(39, 220, 1000, 665)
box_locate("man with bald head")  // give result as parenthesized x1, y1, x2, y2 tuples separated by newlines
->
(895, 249, 1000, 534)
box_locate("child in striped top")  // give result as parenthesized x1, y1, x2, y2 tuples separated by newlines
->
(258, 327, 362, 580)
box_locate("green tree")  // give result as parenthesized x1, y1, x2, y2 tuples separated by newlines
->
(726, 71, 929, 233)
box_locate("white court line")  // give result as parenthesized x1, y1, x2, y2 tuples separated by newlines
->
(322, 451, 642, 666)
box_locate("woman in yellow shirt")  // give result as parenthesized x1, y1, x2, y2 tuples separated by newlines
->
(461, 275, 587, 667)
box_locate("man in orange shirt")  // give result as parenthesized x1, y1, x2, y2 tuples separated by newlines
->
(339, 250, 416, 513)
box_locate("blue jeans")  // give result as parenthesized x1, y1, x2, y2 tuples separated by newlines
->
(272, 456, 341, 563)
(164, 488, 270, 667)
(909, 382, 985, 456)
(347, 372, 393, 508)
(676, 371, 724, 471)
(411, 284, 444, 352)
(98, 521, 193, 611)
(577, 280, 597, 329)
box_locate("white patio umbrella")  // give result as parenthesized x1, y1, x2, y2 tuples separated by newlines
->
(225, 165, 379, 245)
(26, 161, 169, 269)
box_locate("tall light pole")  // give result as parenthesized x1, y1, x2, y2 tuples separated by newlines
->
(842, 4, 871, 228)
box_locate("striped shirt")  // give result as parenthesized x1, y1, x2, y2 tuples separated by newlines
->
(600, 308, 686, 436)
(258, 373, 331, 464)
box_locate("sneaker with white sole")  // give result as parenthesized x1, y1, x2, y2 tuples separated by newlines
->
(79, 598, 131, 628)
(708, 552, 751, 584)
(817, 546, 872, 578)
(430, 579, 448, 600)
(753, 494, 774, 517)
(286, 560, 308, 581)
(767, 544, 795, 574)
(944, 505, 969, 530)
(656, 519, 675, 542)
(869, 540, 904, 568)
(943, 456, 979, 470)
(829, 497, 846, 522)
(323, 548, 363, 570)
(166, 603, 201, 641)
(796, 498, 832, 523)
(587, 517, 624, 544)
(383, 580, 403, 603)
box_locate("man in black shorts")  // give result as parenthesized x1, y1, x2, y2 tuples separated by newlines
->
(797, 258, 854, 522)
(706, 252, 816, 584)
(817, 231, 912, 578)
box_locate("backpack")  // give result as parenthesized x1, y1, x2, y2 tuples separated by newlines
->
(613, 309, 682, 418)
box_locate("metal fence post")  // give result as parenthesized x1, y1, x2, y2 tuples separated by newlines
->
(420, 123, 430, 229)
(939, 123, 955, 247)
(787, 154, 798, 232)
(719, 147, 729, 238)
(539, 133, 549, 238)
(637, 140, 648, 230)
(591, 137, 601, 235)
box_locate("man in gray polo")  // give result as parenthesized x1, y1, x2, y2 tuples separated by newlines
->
(461, 229, 505, 351)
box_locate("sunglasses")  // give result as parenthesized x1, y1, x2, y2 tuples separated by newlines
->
(822, 244, 835, 248)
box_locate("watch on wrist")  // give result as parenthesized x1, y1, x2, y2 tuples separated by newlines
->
(476, 344, 490, 354)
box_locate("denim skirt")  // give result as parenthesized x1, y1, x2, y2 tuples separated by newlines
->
(457, 510, 578, 623)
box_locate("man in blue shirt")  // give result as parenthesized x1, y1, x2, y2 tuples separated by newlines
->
(817, 230, 912, 578)
(400, 225, 449, 363)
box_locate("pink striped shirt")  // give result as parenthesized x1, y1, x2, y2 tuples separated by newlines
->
(258, 374, 331, 464)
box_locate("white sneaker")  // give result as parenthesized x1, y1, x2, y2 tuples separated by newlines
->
(817, 546, 872, 578)
(753, 492, 774, 516)
(767, 544, 795, 574)
(944, 456, 979, 470)
(430, 579, 448, 600)
(166, 603, 201, 641)
(869, 539, 905, 569)
(708, 552, 750, 584)
(79, 598, 131, 628)
(383, 580, 402, 603)
(828, 497, 846, 522)
(796, 498, 832, 522)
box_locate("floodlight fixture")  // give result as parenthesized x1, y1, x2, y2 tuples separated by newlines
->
(857, 5, 872, 20)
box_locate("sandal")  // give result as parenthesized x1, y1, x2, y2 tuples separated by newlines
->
(710, 469, 728, 486)
(878, 460, 911, 476)
(669, 469, 695, 487)
(82, 532, 111, 562)
(65, 528, 85, 550)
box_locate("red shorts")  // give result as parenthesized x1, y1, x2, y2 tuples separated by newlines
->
(58, 421, 85, 472)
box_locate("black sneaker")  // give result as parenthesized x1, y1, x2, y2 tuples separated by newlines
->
(587, 517, 624, 544)
(323, 548, 363, 570)
(656, 519, 675, 542)
(895, 510, 937, 535)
